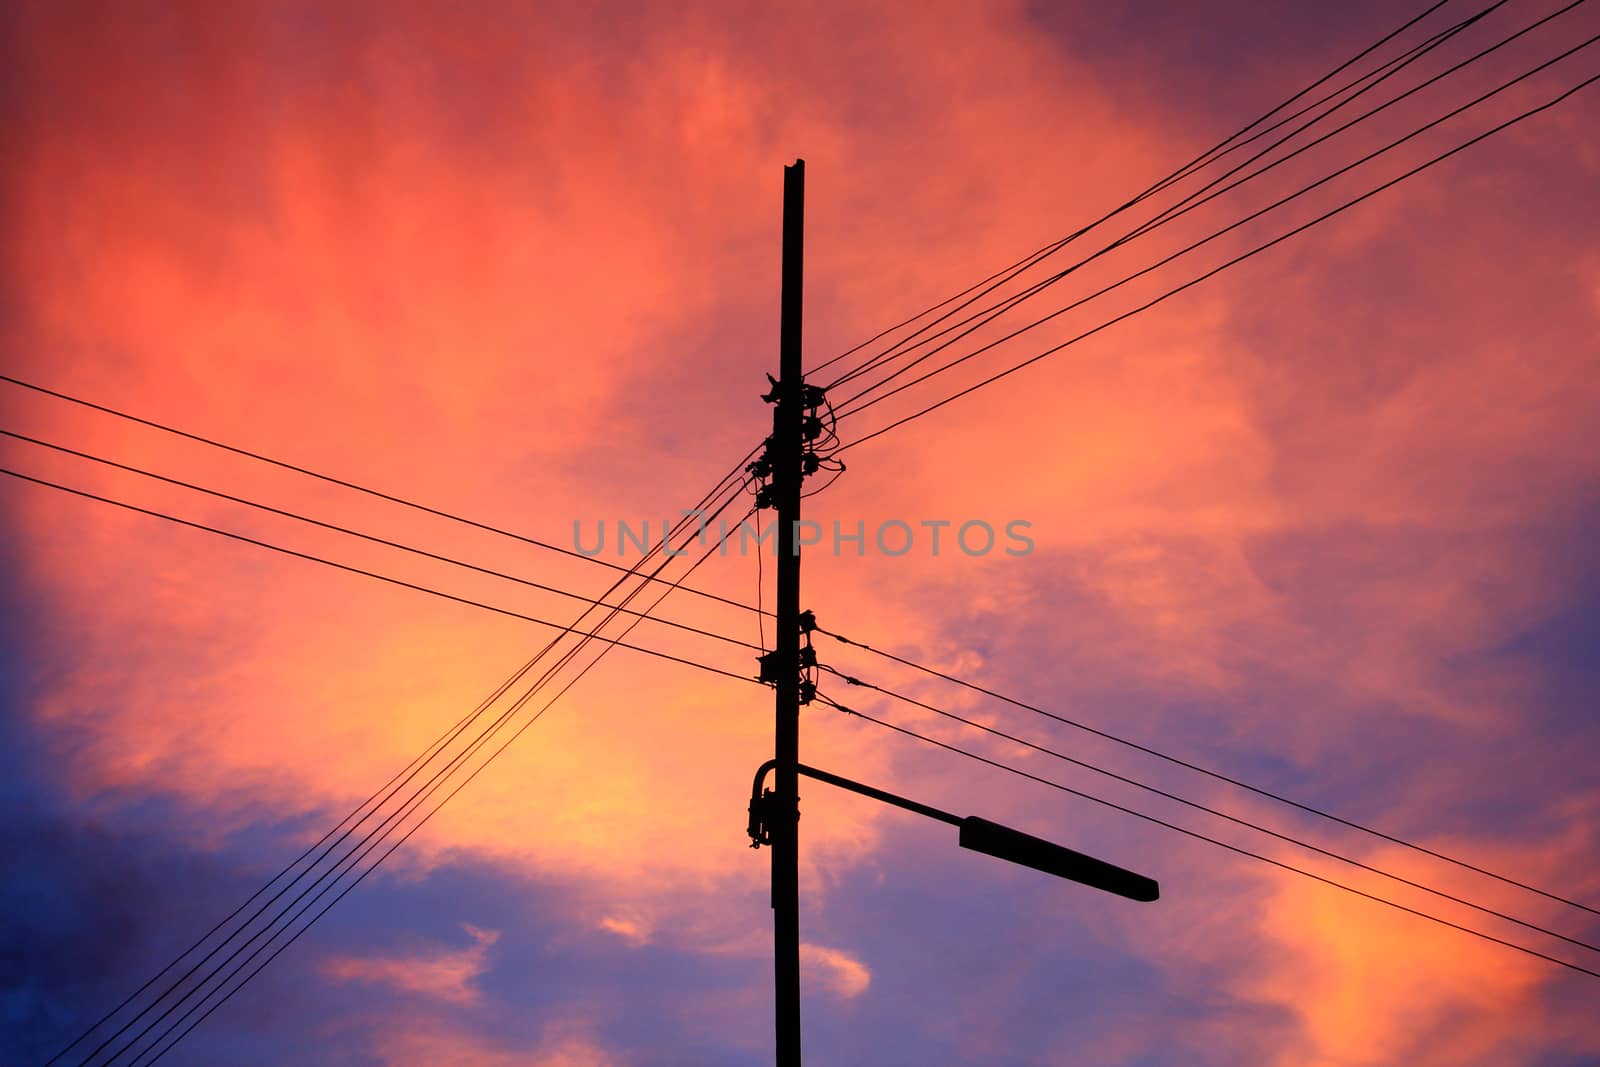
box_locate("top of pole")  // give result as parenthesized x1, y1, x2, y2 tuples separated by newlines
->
(781, 163, 803, 380)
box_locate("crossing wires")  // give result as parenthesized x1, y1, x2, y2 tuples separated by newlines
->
(825, 0, 1599, 451)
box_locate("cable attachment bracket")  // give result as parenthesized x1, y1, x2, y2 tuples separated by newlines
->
(747, 787, 773, 848)
(799, 623, 818, 705)
(757, 649, 782, 686)
(746, 761, 799, 849)
(756, 614, 819, 707)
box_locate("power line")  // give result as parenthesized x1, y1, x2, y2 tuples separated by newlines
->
(135, 484, 751, 1066)
(0, 467, 757, 685)
(819, 664, 1600, 953)
(836, 61, 1600, 453)
(53, 603, 598, 1066)
(113, 616, 616, 1066)
(35, 409, 1577, 945)
(90, 596, 610, 1067)
(834, 10, 1594, 422)
(828, 0, 1527, 410)
(815, 625, 1599, 917)
(31, 419, 1590, 1053)
(24, 323, 899, 1060)
(63, 516, 757, 1065)
(1097, 0, 1549, 254)
(38, 702, 484, 1067)
(0, 372, 771, 620)
(0, 429, 761, 651)
(816, 693, 1600, 982)
(117, 460, 762, 1056)
(75, 484, 758, 1065)
(824, 0, 1492, 396)
(15, 1, 1582, 1049)
(755, 505, 767, 652)
(807, 0, 1458, 385)
(46, 458, 760, 1067)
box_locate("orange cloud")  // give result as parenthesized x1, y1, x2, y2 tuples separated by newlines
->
(1245, 866, 1562, 1067)
(5, 2, 1599, 1062)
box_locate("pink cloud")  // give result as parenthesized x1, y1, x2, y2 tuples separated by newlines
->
(800, 942, 872, 1000)
(323, 923, 499, 1005)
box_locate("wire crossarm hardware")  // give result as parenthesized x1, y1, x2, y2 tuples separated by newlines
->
(747, 759, 1159, 902)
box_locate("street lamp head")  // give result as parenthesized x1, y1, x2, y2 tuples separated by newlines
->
(958, 817, 1159, 902)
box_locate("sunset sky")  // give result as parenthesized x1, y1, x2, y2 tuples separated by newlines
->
(3, 1, 1599, 1064)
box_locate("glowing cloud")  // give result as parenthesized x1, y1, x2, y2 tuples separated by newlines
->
(323, 923, 499, 1005)
(800, 942, 872, 999)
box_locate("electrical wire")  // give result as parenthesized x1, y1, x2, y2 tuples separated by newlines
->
(21, 3, 1580, 1051)
(0, 372, 769, 620)
(0, 430, 760, 651)
(0, 467, 755, 686)
(819, 664, 1600, 953)
(755, 506, 767, 652)
(799, 467, 848, 499)
(55, 459, 761, 1060)
(30, 339, 827, 1060)
(73, 484, 758, 1065)
(815, 626, 1598, 917)
(824, 0, 1498, 397)
(49, 588, 629, 1066)
(836, 62, 1600, 454)
(33, 416, 1585, 1050)
(816, 692, 1600, 982)
(834, 5, 1591, 419)
(40, 479, 757, 1065)
(135, 492, 754, 1066)
(1095, 0, 1549, 253)
(828, 0, 1533, 409)
(112, 474, 755, 1056)
(805, 0, 1458, 382)
(38, 700, 485, 1067)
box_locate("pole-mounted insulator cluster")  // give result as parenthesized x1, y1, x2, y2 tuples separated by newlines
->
(749, 375, 844, 512)
(751, 377, 841, 705)
(756, 612, 818, 703)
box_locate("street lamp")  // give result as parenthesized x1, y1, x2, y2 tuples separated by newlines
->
(746, 757, 1159, 1057)
(747, 760, 1159, 902)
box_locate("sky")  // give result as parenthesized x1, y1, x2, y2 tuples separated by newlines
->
(2, 1, 1599, 1064)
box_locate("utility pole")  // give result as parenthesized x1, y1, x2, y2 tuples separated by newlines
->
(746, 160, 1158, 1062)
(771, 158, 805, 1067)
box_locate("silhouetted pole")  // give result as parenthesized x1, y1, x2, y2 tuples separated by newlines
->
(772, 159, 805, 1067)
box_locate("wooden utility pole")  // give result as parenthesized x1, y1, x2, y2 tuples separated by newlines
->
(772, 158, 805, 1067)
